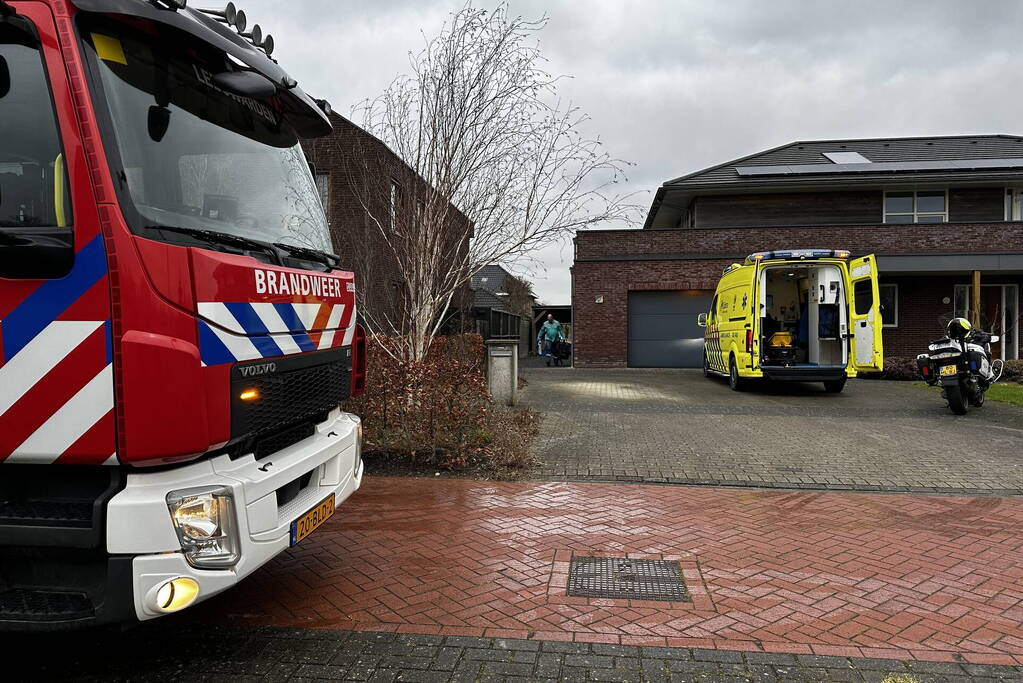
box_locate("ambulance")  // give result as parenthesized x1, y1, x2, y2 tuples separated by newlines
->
(698, 249, 883, 392)
(1, 0, 366, 629)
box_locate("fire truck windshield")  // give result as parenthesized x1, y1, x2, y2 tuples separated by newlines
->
(79, 17, 332, 255)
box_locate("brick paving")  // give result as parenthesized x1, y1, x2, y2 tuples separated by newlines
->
(169, 478, 1023, 665)
(13, 625, 1023, 681)
(520, 367, 1023, 493)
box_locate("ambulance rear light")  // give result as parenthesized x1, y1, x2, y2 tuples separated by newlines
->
(746, 329, 754, 353)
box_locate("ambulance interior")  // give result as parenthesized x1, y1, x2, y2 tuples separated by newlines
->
(759, 265, 848, 367)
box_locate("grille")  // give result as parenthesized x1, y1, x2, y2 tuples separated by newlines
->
(567, 557, 690, 602)
(0, 500, 92, 527)
(0, 588, 94, 622)
(231, 347, 351, 439)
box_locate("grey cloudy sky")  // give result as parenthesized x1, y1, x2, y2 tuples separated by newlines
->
(241, 0, 1023, 304)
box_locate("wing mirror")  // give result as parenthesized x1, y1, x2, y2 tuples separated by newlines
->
(991, 334, 1001, 344)
(0, 56, 9, 99)
(697, 312, 708, 328)
(148, 105, 171, 142)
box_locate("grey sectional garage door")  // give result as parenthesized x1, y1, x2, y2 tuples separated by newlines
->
(628, 290, 713, 368)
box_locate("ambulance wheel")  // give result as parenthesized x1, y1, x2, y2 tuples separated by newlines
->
(823, 377, 847, 393)
(728, 356, 746, 391)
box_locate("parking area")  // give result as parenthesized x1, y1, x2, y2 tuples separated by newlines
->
(522, 368, 1023, 494)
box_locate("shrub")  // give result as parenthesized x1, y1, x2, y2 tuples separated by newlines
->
(1001, 359, 1023, 383)
(344, 334, 538, 472)
(881, 355, 920, 381)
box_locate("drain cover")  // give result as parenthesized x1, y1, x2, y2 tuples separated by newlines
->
(567, 557, 690, 602)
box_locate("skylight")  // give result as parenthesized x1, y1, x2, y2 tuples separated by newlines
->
(822, 151, 871, 164)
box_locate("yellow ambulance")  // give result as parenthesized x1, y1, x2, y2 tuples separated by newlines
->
(697, 249, 883, 392)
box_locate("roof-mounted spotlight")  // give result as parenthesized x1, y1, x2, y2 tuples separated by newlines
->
(239, 23, 262, 47)
(261, 34, 274, 56)
(197, 2, 236, 25)
(232, 9, 246, 33)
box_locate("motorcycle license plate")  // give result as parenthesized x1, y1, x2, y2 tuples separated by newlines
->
(939, 364, 958, 376)
(290, 494, 335, 546)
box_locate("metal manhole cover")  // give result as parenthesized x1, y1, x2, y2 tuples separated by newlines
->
(567, 557, 690, 602)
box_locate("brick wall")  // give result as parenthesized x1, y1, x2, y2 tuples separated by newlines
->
(573, 224, 1022, 367)
(882, 275, 1022, 358)
(301, 114, 471, 334)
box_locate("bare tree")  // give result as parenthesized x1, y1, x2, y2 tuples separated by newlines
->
(347, 3, 635, 361)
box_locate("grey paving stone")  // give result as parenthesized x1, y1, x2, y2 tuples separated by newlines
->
(520, 367, 1023, 493)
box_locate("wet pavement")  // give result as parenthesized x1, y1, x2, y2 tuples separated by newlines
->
(178, 478, 1023, 661)
(14, 477, 1023, 680)
(521, 368, 1023, 493)
(13, 625, 1023, 682)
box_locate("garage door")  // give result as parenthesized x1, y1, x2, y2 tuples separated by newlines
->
(628, 290, 712, 368)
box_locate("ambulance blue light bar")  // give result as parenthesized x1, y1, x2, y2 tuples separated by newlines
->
(745, 249, 850, 263)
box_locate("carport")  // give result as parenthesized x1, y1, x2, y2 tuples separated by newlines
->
(627, 290, 712, 367)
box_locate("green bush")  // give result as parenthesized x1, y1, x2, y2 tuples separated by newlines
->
(881, 355, 920, 381)
(344, 334, 538, 472)
(1001, 359, 1023, 383)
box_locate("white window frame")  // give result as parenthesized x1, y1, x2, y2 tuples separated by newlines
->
(879, 283, 898, 328)
(1005, 187, 1023, 221)
(883, 189, 948, 223)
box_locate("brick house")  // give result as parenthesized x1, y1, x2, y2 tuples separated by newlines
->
(301, 113, 472, 335)
(573, 135, 1023, 368)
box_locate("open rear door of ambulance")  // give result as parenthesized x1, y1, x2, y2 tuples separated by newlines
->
(848, 254, 884, 373)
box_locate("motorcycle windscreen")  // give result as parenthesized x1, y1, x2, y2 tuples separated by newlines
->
(847, 255, 883, 372)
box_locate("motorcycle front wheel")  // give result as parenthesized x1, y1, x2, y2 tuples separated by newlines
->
(970, 390, 986, 408)
(946, 384, 969, 415)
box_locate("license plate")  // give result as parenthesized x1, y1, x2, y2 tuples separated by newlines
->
(940, 364, 958, 376)
(290, 494, 335, 546)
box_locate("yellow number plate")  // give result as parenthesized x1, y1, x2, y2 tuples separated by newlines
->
(290, 494, 335, 546)
(940, 364, 958, 376)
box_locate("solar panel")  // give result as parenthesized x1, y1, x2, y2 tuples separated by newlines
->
(734, 157, 1023, 177)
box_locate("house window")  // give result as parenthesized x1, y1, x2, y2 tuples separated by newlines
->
(314, 173, 329, 211)
(389, 180, 400, 229)
(879, 284, 898, 327)
(1005, 188, 1023, 220)
(884, 190, 947, 223)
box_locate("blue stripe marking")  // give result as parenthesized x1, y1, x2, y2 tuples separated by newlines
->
(2, 235, 107, 362)
(198, 321, 237, 366)
(223, 303, 284, 358)
(272, 303, 316, 352)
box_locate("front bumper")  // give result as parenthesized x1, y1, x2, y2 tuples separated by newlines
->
(108, 408, 363, 621)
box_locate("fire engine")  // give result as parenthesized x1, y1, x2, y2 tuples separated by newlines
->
(0, 0, 366, 629)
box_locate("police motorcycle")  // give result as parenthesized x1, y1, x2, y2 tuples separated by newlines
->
(917, 317, 1004, 415)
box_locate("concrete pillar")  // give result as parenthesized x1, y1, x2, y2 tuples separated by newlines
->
(485, 339, 518, 406)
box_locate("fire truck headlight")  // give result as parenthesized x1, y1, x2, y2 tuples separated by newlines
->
(166, 486, 240, 568)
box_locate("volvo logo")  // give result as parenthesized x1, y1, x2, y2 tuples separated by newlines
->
(239, 362, 277, 377)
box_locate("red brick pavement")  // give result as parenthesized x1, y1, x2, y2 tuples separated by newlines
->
(189, 478, 1023, 665)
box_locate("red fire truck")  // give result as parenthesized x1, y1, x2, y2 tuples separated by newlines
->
(0, 0, 366, 629)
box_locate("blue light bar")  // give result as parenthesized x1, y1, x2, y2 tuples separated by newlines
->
(745, 249, 850, 263)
